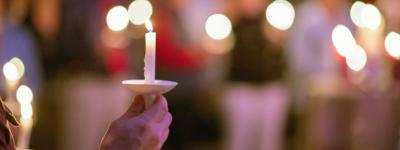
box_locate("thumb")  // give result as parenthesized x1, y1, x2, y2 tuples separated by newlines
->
(122, 95, 145, 119)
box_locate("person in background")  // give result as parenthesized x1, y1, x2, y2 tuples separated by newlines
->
(223, 0, 289, 149)
(149, 0, 211, 149)
(28, 0, 60, 81)
(348, 1, 400, 149)
(52, 0, 130, 149)
(0, 0, 43, 96)
(288, 0, 352, 110)
(288, 0, 354, 149)
(0, 0, 43, 144)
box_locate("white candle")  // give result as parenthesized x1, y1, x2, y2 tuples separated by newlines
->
(17, 104, 33, 149)
(17, 114, 32, 149)
(144, 20, 156, 83)
(16, 85, 34, 149)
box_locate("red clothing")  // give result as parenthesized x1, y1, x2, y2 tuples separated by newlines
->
(153, 6, 201, 71)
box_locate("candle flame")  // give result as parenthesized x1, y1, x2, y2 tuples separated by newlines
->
(3, 57, 25, 81)
(266, 0, 295, 30)
(145, 20, 153, 32)
(3, 62, 19, 81)
(16, 85, 34, 105)
(350, 1, 366, 27)
(385, 32, 400, 59)
(205, 14, 232, 40)
(17, 85, 34, 121)
(332, 24, 357, 57)
(106, 6, 130, 31)
(361, 4, 381, 30)
(128, 0, 153, 25)
(346, 45, 367, 71)
(10, 57, 25, 79)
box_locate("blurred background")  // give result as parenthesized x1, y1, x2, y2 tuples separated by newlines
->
(1, 0, 400, 149)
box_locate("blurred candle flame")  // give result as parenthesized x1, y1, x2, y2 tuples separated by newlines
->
(385, 32, 400, 59)
(346, 45, 367, 71)
(265, 0, 295, 30)
(350, 1, 366, 27)
(361, 4, 381, 30)
(106, 6, 130, 31)
(16, 85, 33, 105)
(9, 57, 25, 80)
(332, 24, 356, 57)
(205, 14, 232, 40)
(3, 62, 19, 81)
(128, 0, 153, 25)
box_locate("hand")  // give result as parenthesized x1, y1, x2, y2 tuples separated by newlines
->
(100, 95, 172, 150)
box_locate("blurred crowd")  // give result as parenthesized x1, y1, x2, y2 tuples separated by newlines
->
(1, 0, 400, 149)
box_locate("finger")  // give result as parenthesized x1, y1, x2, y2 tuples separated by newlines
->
(155, 112, 172, 149)
(121, 95, 145, 119)
(158, 112, 172, 127)
(141, 96, 168, 123)
(158, 128, 170, 150)
(140, 111, 171, 150)
(159, 113, 172, 137)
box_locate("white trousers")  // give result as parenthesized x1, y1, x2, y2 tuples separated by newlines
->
(223, 83, 289, 150)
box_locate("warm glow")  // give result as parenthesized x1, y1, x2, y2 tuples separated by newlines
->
(20, 104, 33, 120)
(266, 0, 295, 30)
(361, 4, 381, 30)
(205, 14, 232, 40)
(16, 85, 34, 104)
(106, 6, 130, 31)
(3, 62, 19, 81)
(332, 24, 356, 57)
(385, 32, 400, 58)
(145, 20, 153, 32)
(128, 0, 153, 25)
(350, 1, 366, 27)
(346, 45, 367, 71)
(9, 57, 25, 80)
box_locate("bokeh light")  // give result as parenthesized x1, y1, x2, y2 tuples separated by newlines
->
(128, 0, 153, 25)
(3, 62, 19, 81)
(346, 45, 367, 71)
(9, 57, 25, 80)
(16, 85, 34, 104)
(350, 1, 366, 27)
(331, 24, 356, 57)
(385, 32, 400, 59)
(265, 0, 295, 30)
(106, 6, 130, 31)
(205, 14, 232, 40)
(361, 4, 381, 30)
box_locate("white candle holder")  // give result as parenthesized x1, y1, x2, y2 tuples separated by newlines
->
(122, 80, 177, 109)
